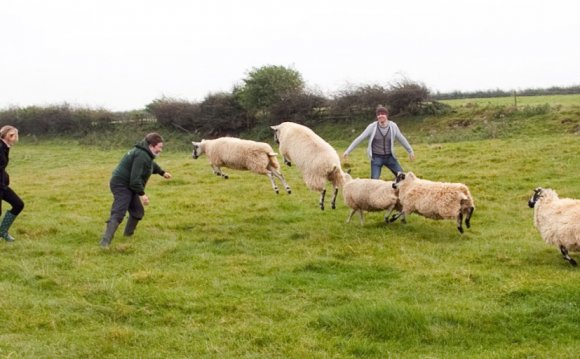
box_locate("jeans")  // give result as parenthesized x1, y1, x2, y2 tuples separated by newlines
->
(371, 154, 403, 179)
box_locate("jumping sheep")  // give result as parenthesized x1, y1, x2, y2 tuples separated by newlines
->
(391, 171, 475, 234)
(270, 122, 343, 210)
(528, 187, 580, 266)
(191, 137, 291, 194)
(342, 171, 400, 225)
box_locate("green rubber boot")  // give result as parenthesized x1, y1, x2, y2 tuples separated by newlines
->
(0, 212, 17, 242)
(123, 216, 140, 237)
(100, 219, 120, 248)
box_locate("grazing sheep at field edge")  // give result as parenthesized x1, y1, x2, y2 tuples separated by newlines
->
(271, 122, 343, 210)
(528, 187, 580, 266)
(191, 137, 291, 194)
(391, 171, 475, 234)
(342, 171, 400, 225)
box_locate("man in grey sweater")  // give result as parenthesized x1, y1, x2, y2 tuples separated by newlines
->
(343, 105, 415, 179)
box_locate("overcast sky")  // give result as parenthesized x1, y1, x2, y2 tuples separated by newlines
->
(1, 0, 579, 111)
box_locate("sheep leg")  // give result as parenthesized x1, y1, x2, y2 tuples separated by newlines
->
(330, 187, 339, 209)
(358, 210, 365, 225)
(269, 167, 291, 194)
(384, 207, 395, 223)
(465, 207, 474, 228)
(346, 209, 356, 223)
(266, 172, 279, 194)
(559, 245, 577, 266)
(212, 165, 228, 179)
(389, 211, 405, 223)
(456, 212, 464, 234)
(319, 189, 326, 210)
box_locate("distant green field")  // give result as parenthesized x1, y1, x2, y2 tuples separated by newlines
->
(441, 93, 580, 107)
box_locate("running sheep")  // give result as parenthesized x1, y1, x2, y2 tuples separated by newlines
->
(528, 187, 580, 266)
(391, 171, 475, 234)
(270, 122, 343, 210)
(342, 171, 400, 225)
(191, 137, 291, 194)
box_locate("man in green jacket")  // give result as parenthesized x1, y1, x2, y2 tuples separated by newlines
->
(100, 132, 172, 248)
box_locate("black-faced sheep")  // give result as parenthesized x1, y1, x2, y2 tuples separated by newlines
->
(270, 122, 343, 210)
(342, 171, 400, 225)
(391, 171, 475, 234)
(191, 137, 291, 194)
(528, 187, 580, 266)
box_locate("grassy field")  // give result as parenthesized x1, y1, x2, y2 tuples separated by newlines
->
(440, 93, 580, 107)
(1, 96, 580, 358)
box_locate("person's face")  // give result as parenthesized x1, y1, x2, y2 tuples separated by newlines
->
(377, 112, 388, 125)
(3, 130, 19, 146)
(150, 142, 164, 156)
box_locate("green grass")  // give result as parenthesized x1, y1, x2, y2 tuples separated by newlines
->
(441, 93, 580, 107)
(1, 96, 580, 358)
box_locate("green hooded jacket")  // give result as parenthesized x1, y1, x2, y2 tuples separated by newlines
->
(110, 139, 165, 195)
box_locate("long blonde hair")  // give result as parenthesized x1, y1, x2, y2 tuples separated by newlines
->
(0, 125, 18, 139)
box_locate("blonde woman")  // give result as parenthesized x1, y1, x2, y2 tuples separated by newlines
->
(0, 126, 24, 242)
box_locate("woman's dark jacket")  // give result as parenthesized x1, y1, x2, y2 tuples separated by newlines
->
(0, 140, 11, 191)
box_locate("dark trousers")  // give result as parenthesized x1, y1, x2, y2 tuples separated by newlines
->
(108, 181, 144, 224)
(0, 187, 24, 216)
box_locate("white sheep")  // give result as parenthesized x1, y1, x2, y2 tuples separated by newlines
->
(528, 187, 580, 266)
(342, 171, 400, 225)
(391, 171, 475, 234)
(191, 137, 291, 194)
(270, 122, 343, 210)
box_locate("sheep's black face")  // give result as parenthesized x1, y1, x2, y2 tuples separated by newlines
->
(392, 172, 405, 189)
(528, 187, 543, 208)
(191, 143, 200, 159)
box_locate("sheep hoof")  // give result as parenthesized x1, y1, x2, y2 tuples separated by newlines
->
(224, 175, 229, 179)
(569, 258, 578, 266)
(287, 189, 292, 195)
(457, 226, 464, 234)
(466, 220, 471, 228)
(275, 189, 279, 194)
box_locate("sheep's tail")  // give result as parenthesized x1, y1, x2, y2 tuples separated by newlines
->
(329, 164, 345, 188)
(460, 191, 475, 209)
(267, 152, 281, 170)
(459, 191, 475, 229)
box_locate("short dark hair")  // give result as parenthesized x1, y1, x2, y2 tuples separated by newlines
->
(145, 132, 164, 146)
(376, 105, 389, 116)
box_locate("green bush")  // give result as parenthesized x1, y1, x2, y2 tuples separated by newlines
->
(0, 104, 116, 135)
